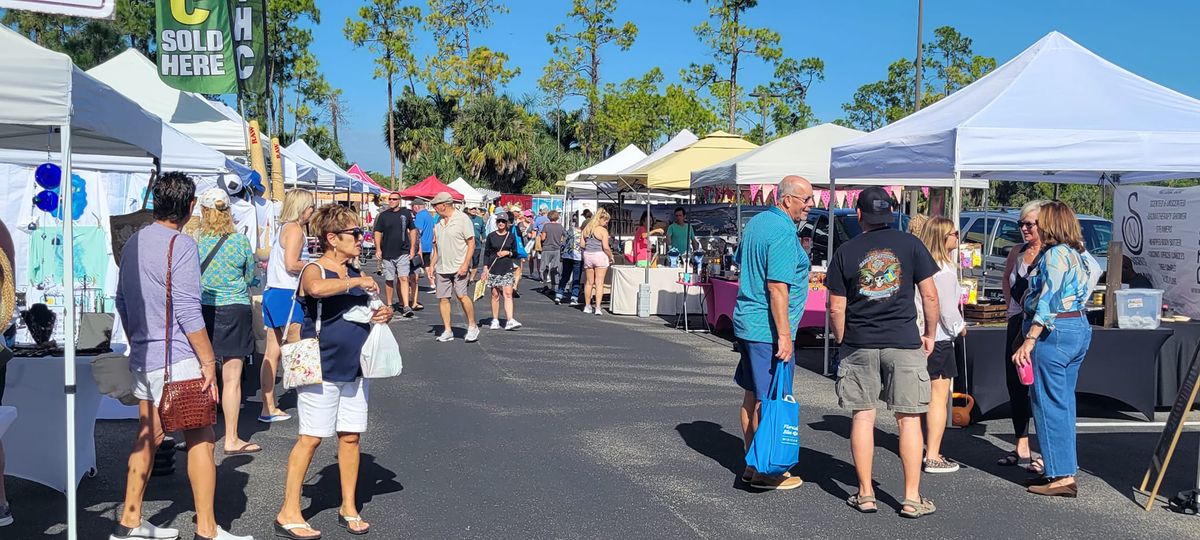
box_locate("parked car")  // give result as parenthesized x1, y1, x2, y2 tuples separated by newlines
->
(958, 209, 1112, 291)
(800, 208, 911, 266)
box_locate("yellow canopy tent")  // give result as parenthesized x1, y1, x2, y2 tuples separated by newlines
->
(598, 131, 758, 191)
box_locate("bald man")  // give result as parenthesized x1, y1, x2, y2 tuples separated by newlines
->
(732, 175, 815, 490)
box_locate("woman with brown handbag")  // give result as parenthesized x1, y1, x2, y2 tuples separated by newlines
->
(111, 173, 250, 540)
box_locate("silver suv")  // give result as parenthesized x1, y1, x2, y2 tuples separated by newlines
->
(959, 209, 1111, 292)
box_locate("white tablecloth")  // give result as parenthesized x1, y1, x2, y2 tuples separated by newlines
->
(2, 356, 101, 492)
(609, 266, 704, 316)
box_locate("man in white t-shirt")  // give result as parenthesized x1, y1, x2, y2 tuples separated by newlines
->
(428, 192, 479, 343)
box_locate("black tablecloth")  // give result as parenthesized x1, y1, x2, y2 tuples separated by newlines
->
(963, 326, 1174, 420)
(1156, 322, 1200, 407)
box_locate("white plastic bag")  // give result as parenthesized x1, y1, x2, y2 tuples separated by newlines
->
(361, 323, 402, 378)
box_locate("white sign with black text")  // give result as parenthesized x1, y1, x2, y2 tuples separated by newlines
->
(1114, 185, 1200, 319)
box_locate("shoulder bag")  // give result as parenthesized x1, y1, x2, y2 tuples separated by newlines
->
(280, 262, 324, 389)
(158, 235, 218, 433)
(199, 233, 231, 274)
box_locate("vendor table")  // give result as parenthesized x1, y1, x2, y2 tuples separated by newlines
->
(1156, 321, 1200, 407)
(705, 277, 827, 333)
(2, 355, 101, 492)
(963, 326, 1174, 421)
(609, 266, 703, 316)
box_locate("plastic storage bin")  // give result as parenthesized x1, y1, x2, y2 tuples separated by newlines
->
(1114, 289, 1163, 329)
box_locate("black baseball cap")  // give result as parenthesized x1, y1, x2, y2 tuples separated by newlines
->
(856, 186, 895, 226)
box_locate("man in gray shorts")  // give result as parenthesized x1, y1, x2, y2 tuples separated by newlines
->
(428, 192, 479, 343)
(373, 192, 418, 318)
(827, 187, 941, 518)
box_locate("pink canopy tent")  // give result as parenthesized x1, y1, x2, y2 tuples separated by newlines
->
(398, 174, 463, 200)
(347, 164, 391, 193)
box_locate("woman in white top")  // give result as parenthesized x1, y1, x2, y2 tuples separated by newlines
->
(914, 216, 966, 474)
(258, 190, 315, 423)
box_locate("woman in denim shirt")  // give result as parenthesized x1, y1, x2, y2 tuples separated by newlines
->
(1011, 201, 1092, 498)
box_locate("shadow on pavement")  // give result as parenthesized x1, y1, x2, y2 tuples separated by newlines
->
(301, 453, 404, 519)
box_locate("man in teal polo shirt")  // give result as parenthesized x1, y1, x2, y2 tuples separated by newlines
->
(732, 175, 814, 490)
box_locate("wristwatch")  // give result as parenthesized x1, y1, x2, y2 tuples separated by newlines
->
(1024, 333, 1038, 341)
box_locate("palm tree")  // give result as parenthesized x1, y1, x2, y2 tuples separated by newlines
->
(383, 90, 445, 186)
(452, 95, 535, 192)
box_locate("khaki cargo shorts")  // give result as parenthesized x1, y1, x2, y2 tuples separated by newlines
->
(835, 347, 931, 414)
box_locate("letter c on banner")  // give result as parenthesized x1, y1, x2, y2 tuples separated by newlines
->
(170, 0, 211, 25)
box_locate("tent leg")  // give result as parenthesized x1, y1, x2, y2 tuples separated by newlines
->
(61, 124, 78, 540)
(823, 178, 836, 377)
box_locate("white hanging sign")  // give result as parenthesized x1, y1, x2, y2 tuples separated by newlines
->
(1113, 185, 1200, 319)
(0, 0, 115, 19)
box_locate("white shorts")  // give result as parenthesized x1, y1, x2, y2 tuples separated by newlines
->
(132, 359, 203, 406)
(297, 378, 369, 438)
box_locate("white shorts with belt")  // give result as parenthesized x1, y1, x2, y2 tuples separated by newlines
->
(297, 378, 369, 437)
(132, 359, 203, 406)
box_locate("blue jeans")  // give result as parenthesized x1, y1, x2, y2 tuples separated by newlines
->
(556, 257, 582, 300)
(1029, 316, 1091, 478)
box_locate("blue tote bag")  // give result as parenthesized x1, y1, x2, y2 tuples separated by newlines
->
(745, 360, 800, 476)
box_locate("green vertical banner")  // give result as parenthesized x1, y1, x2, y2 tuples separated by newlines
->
(155, 0, 237, 94)
(232, 0, 267, 95)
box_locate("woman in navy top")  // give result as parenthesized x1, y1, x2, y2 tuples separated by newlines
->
(276, 205, 392, 538)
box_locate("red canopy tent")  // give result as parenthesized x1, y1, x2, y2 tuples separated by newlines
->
(398, 175, 463, 200)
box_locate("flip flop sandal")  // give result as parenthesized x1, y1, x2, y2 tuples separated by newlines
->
(224, 442, 262, 456)
(338, 513, 370, 536)
(274, 521, 321, 539)
(846, 494, 878, 514)
(899, 498, 937, 519)
(997, 451, 1020, 466)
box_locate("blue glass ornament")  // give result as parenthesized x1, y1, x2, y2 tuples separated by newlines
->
(35, 163, 61, 190)
(33, 190, 59, 213)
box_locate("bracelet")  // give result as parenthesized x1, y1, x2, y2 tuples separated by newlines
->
(345, 279, 352, 293)
(1025, 333, 1038, 341)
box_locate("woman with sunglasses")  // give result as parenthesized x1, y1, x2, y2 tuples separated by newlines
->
(997, 199, 1049, 474)
(275, 205, 392, 538)
(913, 217, 966, 474)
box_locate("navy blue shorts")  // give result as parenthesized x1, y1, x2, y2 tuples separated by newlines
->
(734, 339, 794, 401)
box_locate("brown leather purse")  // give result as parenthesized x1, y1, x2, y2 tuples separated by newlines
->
(158, 235, 216, 433)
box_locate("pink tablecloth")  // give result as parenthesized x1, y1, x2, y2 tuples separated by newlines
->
(706, 277, 827, 333)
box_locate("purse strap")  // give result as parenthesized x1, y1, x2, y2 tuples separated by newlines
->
(284, 262, 323, 341)
(164, 234, 177, 384)
(200, 233, 231, 274)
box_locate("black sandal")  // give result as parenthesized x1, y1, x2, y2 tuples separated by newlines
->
(338, 513, 370, 536)
(997, 451, 1020, 466)
(274, 520, 321, 539)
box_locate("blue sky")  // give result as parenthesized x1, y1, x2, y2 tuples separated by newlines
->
(310, 0, 1200, 173)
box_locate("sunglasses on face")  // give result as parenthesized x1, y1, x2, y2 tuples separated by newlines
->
(1018, 220, 1037, 229)
(335, 228, 364, 239)
(947, 231, 960, 238)
(388, 197, 400, 201)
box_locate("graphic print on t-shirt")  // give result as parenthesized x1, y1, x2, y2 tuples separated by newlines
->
(857, 249, 903, 300)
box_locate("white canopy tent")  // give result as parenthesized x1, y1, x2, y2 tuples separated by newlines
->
(0, 25, 167, 540)
(286, 139, 353, 191)
(562, 143, 647, 195)
(693, 123, 988, 189)
(448, 177, 485, 206)
(824, 30, 1200, 375)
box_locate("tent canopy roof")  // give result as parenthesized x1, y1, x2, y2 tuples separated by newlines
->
(565, 144, 646, 184)
(447, 178, 485, 205)
(619, 131, 758, 190)
(830, 31, 1200, 184)
(588, 130, 700, 186)
(88, 49, 246, 155)
(347, 164, 389, 193)
(693, 123, 987, 189)
(286, 139, 353, 190)
(399, 175, 463, 200)
(0, 26, 162, 158)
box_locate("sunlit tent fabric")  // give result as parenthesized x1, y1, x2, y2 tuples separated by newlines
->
(614, 131, 758, 190)
(87, 49, 246, 155)
(563, 143, 647, 188)
(286, 139, 353, 191)
(0, 25, 162, 158)
(584, 130, 700, 194)
(399, 175, 463, 200)
(448, 178, 484, 206)
(324, 158, 379, 194)
(348, 164, 389, 193)
(692, 123, 987, 189)
(0, 121, 227, 174)
(830, 31, 1200, 184)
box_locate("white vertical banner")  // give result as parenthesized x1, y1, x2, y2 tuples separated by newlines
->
(1113, 185, 1200, 319)
(0, 0, 115, 18)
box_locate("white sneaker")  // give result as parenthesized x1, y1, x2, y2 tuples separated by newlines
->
(489, 319, 502, 330)
(505, 319, 522, 330)
(583, 305, 594, 314)
(110, 520, 179, 539)
(436, 330, 454, 342)
(464, 326, 480, 343)
(204, 527, 253, 540)
(568, 298, 580, 306)
(594, 308, 604, 316)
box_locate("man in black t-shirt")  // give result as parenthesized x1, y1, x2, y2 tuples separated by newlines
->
(827, 186, 941, 517)
(373, 193, 418, 318)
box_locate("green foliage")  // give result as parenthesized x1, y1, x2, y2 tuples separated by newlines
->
(542, 0, 639, 158)
(405, 142, 470, 186)
(452, 95, 536, 192)
(425, 0, 516, 96)
(384, 90, 449, 172)
(597, 69, 718, 151)
(682, 0, 782, 132)
(523, 134, 589, 194)
(301, 126, 346, 168)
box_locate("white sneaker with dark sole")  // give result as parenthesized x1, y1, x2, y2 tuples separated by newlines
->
(464, 327, 480, 342)
(109, 520, 179, 539)
(505, 320, 522, 330)
(436, 331, 454, 342)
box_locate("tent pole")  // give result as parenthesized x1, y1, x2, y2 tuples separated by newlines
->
(61, 124, 78, 540)
(823, 177, 836, 376)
